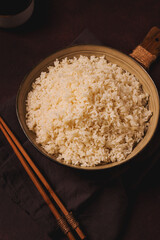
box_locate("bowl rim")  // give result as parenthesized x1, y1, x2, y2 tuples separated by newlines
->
(16, 44, 160, 170)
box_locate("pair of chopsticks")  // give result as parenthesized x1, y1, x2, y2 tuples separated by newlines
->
(0, 116, 86, 240)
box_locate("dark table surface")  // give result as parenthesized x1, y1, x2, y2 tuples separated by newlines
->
(1, 1, 160, 240)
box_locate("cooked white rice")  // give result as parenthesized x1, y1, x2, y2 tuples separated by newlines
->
(26, 55, 152, 167)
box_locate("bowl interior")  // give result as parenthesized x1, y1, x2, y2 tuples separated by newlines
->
(16, 45, 160, 170)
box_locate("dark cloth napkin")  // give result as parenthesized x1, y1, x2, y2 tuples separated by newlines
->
(0, 29, 160, 240)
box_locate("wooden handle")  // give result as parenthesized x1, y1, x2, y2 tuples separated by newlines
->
(130, 26, 160, 70)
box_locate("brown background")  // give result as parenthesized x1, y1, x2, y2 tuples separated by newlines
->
(0, 0, 160, 240)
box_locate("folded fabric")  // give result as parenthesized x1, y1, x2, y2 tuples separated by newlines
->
(0, 29, 160, 240)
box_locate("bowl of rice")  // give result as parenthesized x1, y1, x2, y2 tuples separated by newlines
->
(16, 45, 159, 170)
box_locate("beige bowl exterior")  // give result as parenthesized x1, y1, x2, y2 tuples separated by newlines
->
(16, 45, 160, 170)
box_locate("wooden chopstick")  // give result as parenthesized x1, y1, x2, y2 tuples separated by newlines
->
(0, 116, 86, 240)
(0, 120, 75, 240)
